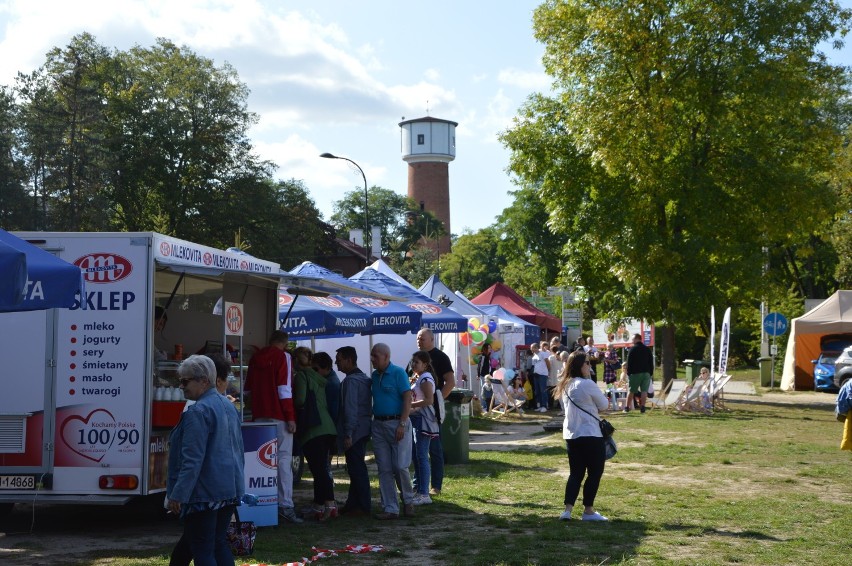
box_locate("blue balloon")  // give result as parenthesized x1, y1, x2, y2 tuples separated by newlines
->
(503, 368, 515, 380)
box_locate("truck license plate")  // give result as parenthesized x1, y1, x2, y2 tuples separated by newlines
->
(0, 474, 36, 489)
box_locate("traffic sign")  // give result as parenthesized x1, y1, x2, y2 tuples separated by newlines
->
(763, 312, 788, 336)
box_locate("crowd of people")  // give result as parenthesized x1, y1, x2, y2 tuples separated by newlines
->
(236, 328, 454, 524)
(162, 328, 647, 563)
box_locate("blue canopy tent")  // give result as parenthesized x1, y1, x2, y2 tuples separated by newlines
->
(286, 261, 421, 335)
(0, 229, 83, 312)
(351, 268, 467, 333)
(0, 240, 27, 310)
(278, 289, 373, 336)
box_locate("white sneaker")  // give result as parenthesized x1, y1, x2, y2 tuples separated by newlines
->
(559, 510, 572, 521)
(412, 493, 432, 506)
(581, 511, 609, 521)
(538, 407, 548, 412)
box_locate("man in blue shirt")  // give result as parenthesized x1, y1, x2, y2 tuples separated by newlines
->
(370, 343, 415, 519)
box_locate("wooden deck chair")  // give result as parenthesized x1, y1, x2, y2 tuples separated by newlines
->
(674, 376, 711, 413)
(489, 381, 521, 416)
(652, 379, 685, 411)
(709, 374, 732, 411)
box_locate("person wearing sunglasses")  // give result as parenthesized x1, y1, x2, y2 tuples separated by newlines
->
(553, 351, 610, 522)
(166, 355, 245, 565)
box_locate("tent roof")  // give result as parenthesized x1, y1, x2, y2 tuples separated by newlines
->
(792, 290, 852, 331)
(419, 274, 484, 317)
(476, 303, 540, 343)
(368, 259, 417, 290)
(471, 282, 561, 332)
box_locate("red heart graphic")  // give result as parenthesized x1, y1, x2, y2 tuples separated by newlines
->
(59, 409, 117, 463)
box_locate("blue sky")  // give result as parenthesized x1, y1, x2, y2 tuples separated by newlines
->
(1, 0, 850, 237)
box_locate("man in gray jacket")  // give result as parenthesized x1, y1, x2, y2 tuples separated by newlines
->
(334, 346, 373, 515)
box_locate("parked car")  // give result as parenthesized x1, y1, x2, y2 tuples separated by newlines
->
(812, 335, 852, 392)
(833, 345, 852, 390)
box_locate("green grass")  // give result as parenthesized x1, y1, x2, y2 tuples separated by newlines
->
(11, 396, 850, 565)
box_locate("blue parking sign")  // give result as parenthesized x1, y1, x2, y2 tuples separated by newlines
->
(763, 312, 788, 336)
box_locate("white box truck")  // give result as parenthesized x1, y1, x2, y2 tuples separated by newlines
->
(0, 231, 337, 510)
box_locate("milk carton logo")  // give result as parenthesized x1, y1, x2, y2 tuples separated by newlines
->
(279, 293, 293, 307)
(257, 439, 277, 469)
(350, 297, 389, 308)
(159, 241, 171, 256)
(309, 296, 343, 308)
(226, 304, 243, 334)
(75, 253, 133, 284)
(203, 252, 213, 266)
(408, 303, 441, 315)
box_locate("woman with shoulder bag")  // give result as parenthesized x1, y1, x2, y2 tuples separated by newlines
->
(553, 350, 610, 522)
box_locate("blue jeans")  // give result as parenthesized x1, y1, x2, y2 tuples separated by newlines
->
(534, 373, 549, 409)
(344, 435, 371, 512)
(411, 416, 432, 495)
(481, 389, 492, 411)
(429, 433, 444, 491)
(183, 504, 235, 566)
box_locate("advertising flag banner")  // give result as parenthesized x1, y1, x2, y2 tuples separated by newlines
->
(718, 307, 731, 376)
(710, 306, 716, 378)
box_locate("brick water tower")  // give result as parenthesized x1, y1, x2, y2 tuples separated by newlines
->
(399, 116, 457, 256)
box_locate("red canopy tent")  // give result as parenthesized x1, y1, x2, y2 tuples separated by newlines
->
(471, 282, 562, 334)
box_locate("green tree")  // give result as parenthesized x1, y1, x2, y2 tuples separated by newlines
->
(330, 186, 445, 260)
(502, 0, 850, 384)
(439, 227, 505, 298)
(104, 38, 261, 238)
(0, 86, 30, 228)
(832, 126, 852, 288)
(495, 184, 567, 295)
(16, 33, 113, 231)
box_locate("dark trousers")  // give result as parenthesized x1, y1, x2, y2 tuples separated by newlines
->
(179, 504, 235, 566)
(430, 432, 444, 491)
(344, 435, 371, 512)
(168, 531, 192, 566)
(564, 437, 606, 507)
(302, 434, 335, 504)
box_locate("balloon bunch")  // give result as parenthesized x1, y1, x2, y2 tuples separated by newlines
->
(459, 317, 503, 365)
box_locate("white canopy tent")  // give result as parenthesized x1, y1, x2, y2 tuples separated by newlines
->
(781, 290, 852, 390)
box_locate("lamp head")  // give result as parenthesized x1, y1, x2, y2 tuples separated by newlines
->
(319, 152, 337, 159)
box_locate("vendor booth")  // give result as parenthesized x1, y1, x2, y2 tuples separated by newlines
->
(471, 282, 562, 336)
(781, 290, 852, 390)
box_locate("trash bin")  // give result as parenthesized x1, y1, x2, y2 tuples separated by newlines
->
(758, 357, 772, 387)
(442, 388, 474, 464)
(682, 359, 697, 383)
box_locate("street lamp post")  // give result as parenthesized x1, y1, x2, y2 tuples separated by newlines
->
(320, 152, 369, 267)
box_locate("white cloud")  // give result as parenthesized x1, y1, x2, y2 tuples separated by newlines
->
(424, 68, 440, 81)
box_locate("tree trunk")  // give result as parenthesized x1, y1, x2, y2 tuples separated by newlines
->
(660, 323, 677, 392)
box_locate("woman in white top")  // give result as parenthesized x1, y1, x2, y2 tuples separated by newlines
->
(553, 350, 610, 522)
(409, 350, 439, 506)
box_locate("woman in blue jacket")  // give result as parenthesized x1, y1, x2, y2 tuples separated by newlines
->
(166, 355, 245, 566)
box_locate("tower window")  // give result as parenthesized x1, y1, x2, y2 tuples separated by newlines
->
(417, 134, 425, 145)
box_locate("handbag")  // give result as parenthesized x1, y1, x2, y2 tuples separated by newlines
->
(603, 436, 618, 460)
(226, 507, 256, 556)
(565, 393, 617, 461)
